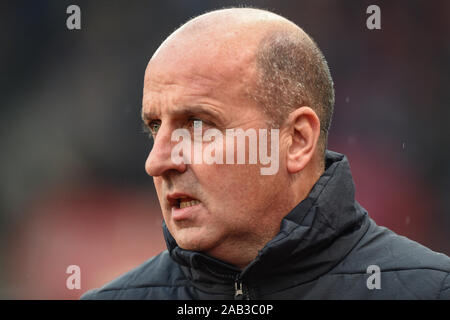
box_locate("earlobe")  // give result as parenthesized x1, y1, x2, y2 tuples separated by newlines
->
(285, 107, 320, 174)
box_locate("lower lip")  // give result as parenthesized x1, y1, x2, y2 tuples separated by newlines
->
(171, 202, 204, 221)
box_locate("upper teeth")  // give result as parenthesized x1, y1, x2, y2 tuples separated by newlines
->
(180, 200, 201, 209)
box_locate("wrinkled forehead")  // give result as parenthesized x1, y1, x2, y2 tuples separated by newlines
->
(146, 29, 258, 84)
(144, 8, 301, 88)
(142, 33, 260, 116)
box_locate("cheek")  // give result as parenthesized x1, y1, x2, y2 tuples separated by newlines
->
(153, 177, 162, 191)
(198, 163, 269, 211)
(225, 165, 281, 215)
(153, 177, 165, 204)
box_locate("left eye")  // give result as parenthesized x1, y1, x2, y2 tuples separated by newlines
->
(188, 118, 211, 129)
(149, 121, 161, 135)
(184, 118, 202, 131)
(189, 118, 202, 126)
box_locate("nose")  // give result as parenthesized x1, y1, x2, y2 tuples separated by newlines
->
(145, 126, 187, 177)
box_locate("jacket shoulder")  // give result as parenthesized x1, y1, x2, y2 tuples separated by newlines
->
(346, 218, 450, 272)
(81, 250, 189, 299)
(330, 218, 450, 299)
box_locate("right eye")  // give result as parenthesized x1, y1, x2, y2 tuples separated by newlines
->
(148, 120, 161, 136)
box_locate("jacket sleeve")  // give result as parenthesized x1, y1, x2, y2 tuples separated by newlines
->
(80, 288, 99, 300)
(438, 273, 450, 300)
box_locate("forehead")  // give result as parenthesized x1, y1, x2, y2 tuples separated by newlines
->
(142, 40, 258, 119)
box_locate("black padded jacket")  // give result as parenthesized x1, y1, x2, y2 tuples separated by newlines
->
(81, 150, 450, 299)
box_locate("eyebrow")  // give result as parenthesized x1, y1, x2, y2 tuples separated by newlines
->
(141, 105, 222, 123)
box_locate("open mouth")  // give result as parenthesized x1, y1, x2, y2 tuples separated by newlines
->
(178, 199, 201, 209)
(167, 194, 202, 209)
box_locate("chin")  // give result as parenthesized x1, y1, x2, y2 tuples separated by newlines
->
(174, 230, 216, 252)
(177, 240, 208, 252)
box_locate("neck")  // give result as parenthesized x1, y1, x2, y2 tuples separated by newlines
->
(206, 225, 284, 270)
(205, 166, 324, 270)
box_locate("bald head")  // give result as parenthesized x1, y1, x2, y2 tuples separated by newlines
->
(149, 8, 298, 86)
(147, 7, 334, 164)
(143, 8, 334, 265)
(152, 8, 301, 59)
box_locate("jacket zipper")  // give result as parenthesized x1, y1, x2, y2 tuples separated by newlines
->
(202, 263, 247, 299)
(234, 277, 248, 300)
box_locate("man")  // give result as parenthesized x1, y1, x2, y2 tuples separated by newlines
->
(82, 8, 450, 299)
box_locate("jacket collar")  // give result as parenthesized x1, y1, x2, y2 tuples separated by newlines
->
(163, 150, 370, 295)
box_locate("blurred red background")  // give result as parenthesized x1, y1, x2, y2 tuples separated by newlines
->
(1, 0, 449, 299)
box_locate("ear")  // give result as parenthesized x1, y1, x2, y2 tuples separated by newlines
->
(285, 107, 321, 174)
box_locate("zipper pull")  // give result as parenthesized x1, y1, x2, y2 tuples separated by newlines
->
(234, 280, 244, 300)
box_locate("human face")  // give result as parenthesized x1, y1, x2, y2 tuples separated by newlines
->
(142, 47, 288, 261)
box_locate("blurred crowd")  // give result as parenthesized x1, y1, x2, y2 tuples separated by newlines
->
(0, 0, 449, 299)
